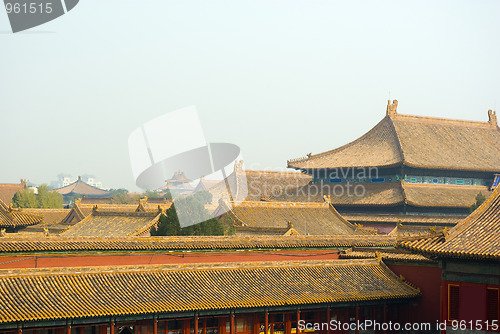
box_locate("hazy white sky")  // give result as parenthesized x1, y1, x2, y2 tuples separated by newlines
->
(1, 0, 499, 191)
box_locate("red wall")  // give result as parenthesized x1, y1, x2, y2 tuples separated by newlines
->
(0, 249, 340, 269)
(388, 263, 442, 324)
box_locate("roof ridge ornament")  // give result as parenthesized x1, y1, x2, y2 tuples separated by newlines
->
(488, 109, 497, 127)
(386, 99, 398, 117)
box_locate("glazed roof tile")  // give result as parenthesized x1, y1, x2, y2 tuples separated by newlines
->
(219, 201, 369, 235)
(0, 199, 43, 228)
(0, 235, 397, 253)
(401, 186, 500, 260)
(340, 247, 434, 263)
(288, 110, 500, 172)
(344, 213, 461, 225)
(0, 181, 26, 205)
(273, 181, 490, 208)
(54, 177, 110, 196)
(60, 209, 162, 237)
(0, 258, 419, 323)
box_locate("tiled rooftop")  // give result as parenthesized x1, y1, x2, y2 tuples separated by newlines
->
(288, 109, 500, 172)
(401, 186, 500, 260)
(0, 258, 420, 324)
(0, 235, 397, 253)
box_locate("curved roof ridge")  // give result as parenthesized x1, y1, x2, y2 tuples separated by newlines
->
(326, 202, 366, 234)
(231, 200, 327, 208)
(444, 185, 500, 243)
(246, 170, 311, 177)
(393, 112, 497, 129)
(292, 116, 394, 162)
(288, 116, 403, 169)
(387, 115, 407, 165)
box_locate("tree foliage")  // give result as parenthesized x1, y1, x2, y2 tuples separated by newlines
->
(109, 189, 140, 204)
(151, 191, 226, 236)
(12, 184, 63, 209)
(470, 192, 487, 213)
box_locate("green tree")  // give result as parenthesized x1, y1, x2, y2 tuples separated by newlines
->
(151, 191, 225, 236)
(12, 189, 37, 208)
(109, 189, 139, 204)
(151, 205, 181, 236)
(12, 184, 63, 208)
(470, 192, 486, 213)
(37, 184, 63, 208)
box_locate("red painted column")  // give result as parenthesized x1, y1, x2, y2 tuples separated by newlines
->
(154, 317, 158, 334)
(264, 311, 269, 334)
(203, 319, 207, 334)
(66, 323, 71, 334)
(110, 321, 115, 334)
(230, 312, 235, 334)
(194, 315, 199, 334)
(17, 327, 22, 334)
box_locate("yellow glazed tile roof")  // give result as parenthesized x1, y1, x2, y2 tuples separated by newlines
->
(340, 247, 434, 263)
(0, 199, 43, 228)
(218, 201, 370, 235)
(288, 110, 500, 172)
(344, 213, 461, 225)
(273, 181, 490, 208)
(401, 186, 500, 260)
(0, 235, 397, 253)
(60, 209, 162, 237)
(0, 259, 420, 324)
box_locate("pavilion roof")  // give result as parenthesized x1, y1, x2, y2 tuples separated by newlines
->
(272, 180, 491, 208)
(217, 200, 371, 236)
(0, 258, 420, 324)
(343, 213, 460, 226)
(0, 199, 42, 228)
(206, 167, 312, 205)
(401, 186, 500, 260)
(288, 102, 500, 172)
(0, 180, 26, 205)
(59, 208, 162, 237)
(53, 177, 110, 196)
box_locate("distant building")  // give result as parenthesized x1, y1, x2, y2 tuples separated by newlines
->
(51, 175, 105, 190)
(159, 171, 194, 195)
(0, 179, 26, 205)
(54, 176, 110, 204)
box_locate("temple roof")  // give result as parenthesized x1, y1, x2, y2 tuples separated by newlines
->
(344, 213, 460, 226)
(273, 180, 491, 208)
(20, 208, 70, 225)
(206, 165, 312, 204)
(54, 176, 110, 196)
(0, 258, 419, 323)
(217, 201, 371, 235)
(401, 186, 500, 260)
(288, 102, 500, 172)
(0, 235, 397, 253)
(340, 247, 434, 263)
(59, 209, 162, 237)
(0, 180, 26, 204)
(0, 199, 42, 228)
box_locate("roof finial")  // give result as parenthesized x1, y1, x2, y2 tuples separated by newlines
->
(488, 109, 497, 127)
(386, 99, 398, 117)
